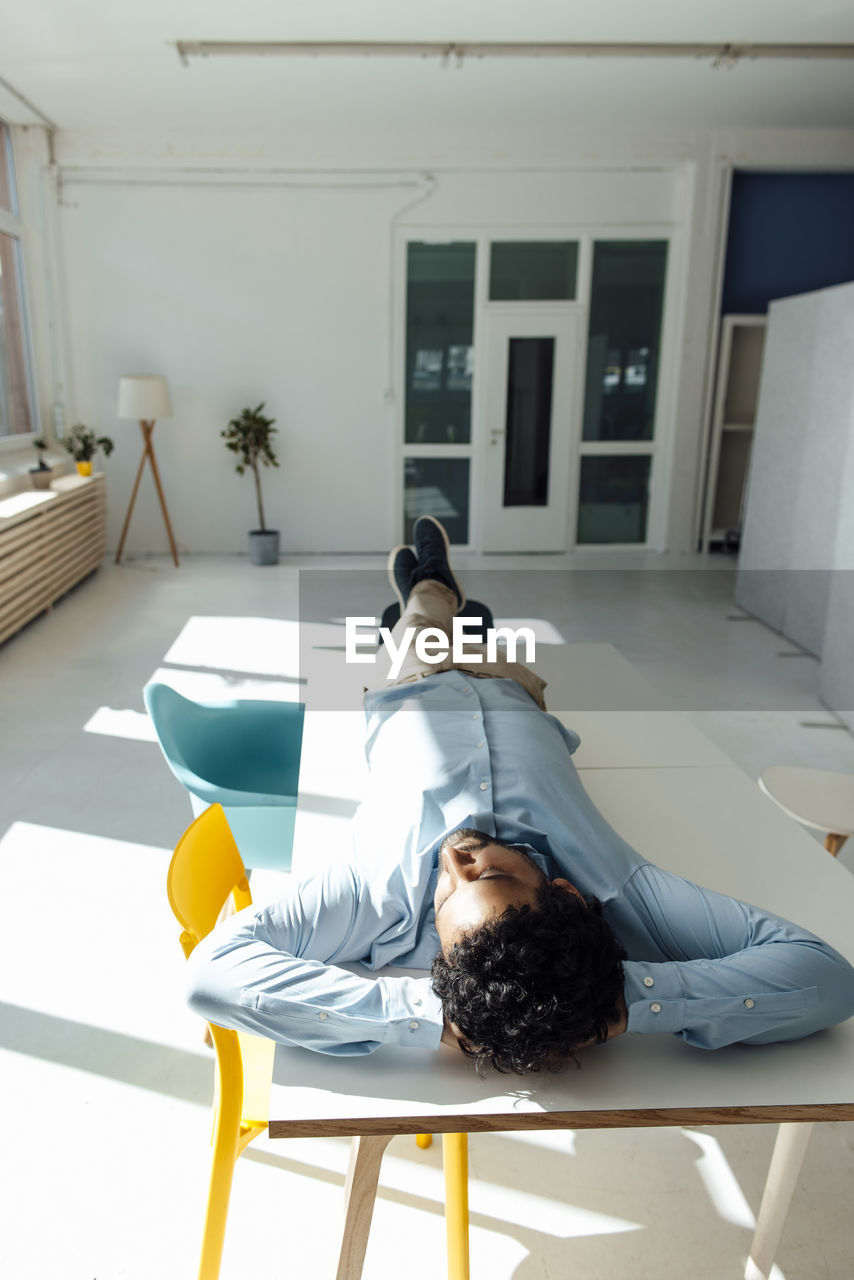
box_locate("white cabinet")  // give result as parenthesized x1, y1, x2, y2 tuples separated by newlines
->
(0, 474, 106, 646)
(701, 314, 767, 552)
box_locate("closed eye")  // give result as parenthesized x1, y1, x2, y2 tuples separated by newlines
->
(434, 865, 510, 918)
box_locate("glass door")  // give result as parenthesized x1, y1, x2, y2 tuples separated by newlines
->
(479, 308, 583, 552)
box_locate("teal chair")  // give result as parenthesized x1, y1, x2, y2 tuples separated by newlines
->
(144, 682, 305, 871)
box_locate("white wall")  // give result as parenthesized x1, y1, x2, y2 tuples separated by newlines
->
(56, 158, 686, 554)
(60, 179, 410, 554)
(5, 123, 854, 554)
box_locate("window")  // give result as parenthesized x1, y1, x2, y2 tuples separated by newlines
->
(0, 121, 37, 438)
(577, 241, 668, 545)
(489, 241, 578, 301)
(405, 243, 475, 445)
(402, 242, 476, 544)
(403, 457, 470, 544)
(583, 241, 668, 443)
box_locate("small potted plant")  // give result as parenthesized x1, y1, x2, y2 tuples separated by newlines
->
(221, 402, 281, 565)
(62, 423, 114, 476)
(29, 436, 53, 489)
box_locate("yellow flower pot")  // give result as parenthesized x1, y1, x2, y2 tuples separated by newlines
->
(76, 461, 93, 477)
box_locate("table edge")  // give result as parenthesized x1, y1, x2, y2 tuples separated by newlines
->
(268, 1101, 854, 1139)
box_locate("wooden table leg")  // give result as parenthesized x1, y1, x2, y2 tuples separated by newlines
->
(336, 1134, 392, 1280)
(443, 1133, 470, 1280)
(744, 1121, 814, 1280)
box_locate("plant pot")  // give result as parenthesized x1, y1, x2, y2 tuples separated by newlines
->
(249, 529, 280, 566)
(29, 469, 53, 490)
(76, 461, 93, 477)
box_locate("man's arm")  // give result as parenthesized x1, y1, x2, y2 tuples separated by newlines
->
(185, 863, 444, 1056)
(619, 864, 854, 1049)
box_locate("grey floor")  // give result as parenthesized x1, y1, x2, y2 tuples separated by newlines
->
(2, 551, 853, 1280)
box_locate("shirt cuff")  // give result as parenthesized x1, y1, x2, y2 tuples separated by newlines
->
(623, 961, 686, 1035)
(382, 975, 445, 1050)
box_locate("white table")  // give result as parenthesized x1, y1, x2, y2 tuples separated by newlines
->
(270, 643, 854, 1279)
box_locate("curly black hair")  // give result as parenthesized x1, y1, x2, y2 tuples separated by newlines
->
(431, 880, 627, 1075)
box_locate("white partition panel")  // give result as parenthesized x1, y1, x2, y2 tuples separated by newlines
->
(735, 282, 854, 719)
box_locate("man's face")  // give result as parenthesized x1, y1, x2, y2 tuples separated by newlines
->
(433, 828, 548, 952)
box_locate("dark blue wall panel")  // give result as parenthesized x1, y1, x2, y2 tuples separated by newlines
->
(721, 171, 854, 315)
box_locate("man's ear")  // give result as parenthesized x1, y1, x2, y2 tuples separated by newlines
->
(552, 877, 585, 902)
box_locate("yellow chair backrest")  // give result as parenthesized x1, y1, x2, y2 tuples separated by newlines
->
(167, 804, 252, 959)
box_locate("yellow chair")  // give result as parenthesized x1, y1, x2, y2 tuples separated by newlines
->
(168, 803, 276, 1280)
(169, 803, 470, 1280)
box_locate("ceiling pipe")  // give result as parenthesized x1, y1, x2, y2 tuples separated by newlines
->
(175, 40, 854, 69)
(0, 74, 58, 161)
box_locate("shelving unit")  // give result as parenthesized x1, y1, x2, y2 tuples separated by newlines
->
(0, 474, 106, 646)
(701, 314, 767, 552)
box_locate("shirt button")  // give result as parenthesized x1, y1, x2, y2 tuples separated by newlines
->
(413, 997, 422, 1006)
(476, 741, 484, 749)
(317, 1011, 328, 1020)
(650, 1002, 662, 1014)
(643, 977, 654, 988)
(409, 1020, 420, 1031)
(472, 712, 479, 719)
(479, 781, 488, 791)
(744, 998, 755, 1009)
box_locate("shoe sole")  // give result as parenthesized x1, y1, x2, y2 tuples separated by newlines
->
(413, 516, 466, 611)
(387, 545, 412, 611)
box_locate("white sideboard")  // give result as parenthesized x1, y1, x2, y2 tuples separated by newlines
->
(0, 474, 106, 647)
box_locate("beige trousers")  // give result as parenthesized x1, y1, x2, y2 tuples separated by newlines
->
(373, 579, 547, 710)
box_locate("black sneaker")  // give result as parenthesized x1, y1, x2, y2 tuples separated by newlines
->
(387, 545, 417, 610)
(411, 516, 466, 610)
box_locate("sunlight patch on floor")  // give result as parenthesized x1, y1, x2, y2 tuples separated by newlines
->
(162, 615, 301, 677)
(84, 706, 159, 740)
(684, 1129, 757, 1229)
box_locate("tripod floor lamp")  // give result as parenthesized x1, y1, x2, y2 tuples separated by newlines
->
(115, 374, 180, 567)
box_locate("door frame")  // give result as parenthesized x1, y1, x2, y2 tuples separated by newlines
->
(393, 223, 684, 553)
(477, 303, 586, 552)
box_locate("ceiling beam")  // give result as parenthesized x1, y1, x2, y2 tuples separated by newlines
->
(175, 40, 854, 69)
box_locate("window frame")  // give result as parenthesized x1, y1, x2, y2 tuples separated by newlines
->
(0, 118, 41, 449)
(395, 223, 683, 553)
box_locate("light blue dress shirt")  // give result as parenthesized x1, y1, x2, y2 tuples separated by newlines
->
(187, 671, 854, 1056)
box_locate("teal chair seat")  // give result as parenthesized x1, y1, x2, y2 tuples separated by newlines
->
(144, 682, 305, 871)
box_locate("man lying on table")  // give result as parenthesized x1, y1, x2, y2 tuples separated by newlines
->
(187, 517, 854, 1074)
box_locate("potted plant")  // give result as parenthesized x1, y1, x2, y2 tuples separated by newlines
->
(29, 436, 53, 489)
(62, 423, 115, 476)
(221, 402, 281, 565)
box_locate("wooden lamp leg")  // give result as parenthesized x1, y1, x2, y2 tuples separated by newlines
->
(142, 421, 180, 567)
(114, 428, 149, 564)
(115, 419, 180, 567)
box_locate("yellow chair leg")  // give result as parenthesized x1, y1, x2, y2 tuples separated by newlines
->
(443, 1133, 470, 1280)
(198, 1028, 243, 1280)
(416, 1133, 433, 1149)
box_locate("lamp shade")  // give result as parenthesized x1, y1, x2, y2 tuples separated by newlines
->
(118, 374, 173, 420)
